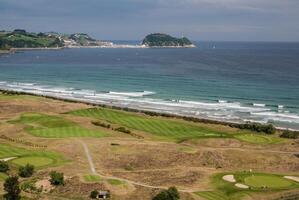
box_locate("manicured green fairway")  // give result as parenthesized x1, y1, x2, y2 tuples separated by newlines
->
(244, 174, 293, 189)
(83, 174, 102, 182)
(12, 113, 107, 138)
(69, 108, 228, 140)
(195, 191, 230, 200)
(233, 134, 283, 144)
(0, 144, 66, 168)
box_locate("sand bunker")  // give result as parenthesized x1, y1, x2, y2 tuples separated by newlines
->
(222, 174, 236, 183)
(235, 183, 249, 189)
(284, 176, 299, 183)
(0, 157, 17, 162)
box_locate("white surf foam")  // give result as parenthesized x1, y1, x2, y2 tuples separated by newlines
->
(1, 81, 299, 130)
(108, 91, 155, 97)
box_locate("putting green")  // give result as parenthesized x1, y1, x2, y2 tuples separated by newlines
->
(244, 174, 293, 189)
(0, 144, 66, 169)
(234, 134, 282, 144)
(12, 156, 54, 167)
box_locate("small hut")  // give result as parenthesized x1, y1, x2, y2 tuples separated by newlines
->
(96, 190, 110, 199)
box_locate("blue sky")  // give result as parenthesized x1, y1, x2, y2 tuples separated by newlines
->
(0, 0, 299, 41)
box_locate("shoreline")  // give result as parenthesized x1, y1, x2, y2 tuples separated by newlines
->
(0, 88, 293, 132)
(2, 44, 197, 53)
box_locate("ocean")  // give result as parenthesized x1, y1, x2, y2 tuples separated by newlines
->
(1, 41, 299, 130)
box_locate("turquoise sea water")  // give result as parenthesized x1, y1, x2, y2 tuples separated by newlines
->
(0, 42, 299, 129)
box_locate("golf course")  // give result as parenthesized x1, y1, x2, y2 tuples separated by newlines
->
(0, 92, 298, 200)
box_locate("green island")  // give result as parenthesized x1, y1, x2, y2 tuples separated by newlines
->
(142, 33, 195, 47)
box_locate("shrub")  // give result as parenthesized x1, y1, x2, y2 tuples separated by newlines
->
(91, 121, 111, 129)
(233, 122, 275, 134)
(0, 161, 9, 173)
(4, 176, 21, 200)
(115, 127, 131, 134)
(90, 190, 99, 199)
(49, 171, 64, 185)
(18, 164, 34, 178)
(152, 187, 180, 200)
(280, 130, 299, 139)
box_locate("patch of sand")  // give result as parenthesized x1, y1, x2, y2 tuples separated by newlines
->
(222, 174, 236, 183)
(235, 183, 249, 189)
(0, 157, 17, 162)
(35, 179, 54, 192)
(284, 176, 299, 183)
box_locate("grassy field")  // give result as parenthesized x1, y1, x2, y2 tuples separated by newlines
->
(11, 113, 107, 138)
(68, 108, 229, 140)
(0, 143, 66, 168)
(83, 174, 102, 182)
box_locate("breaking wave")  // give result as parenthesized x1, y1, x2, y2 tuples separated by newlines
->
(0, 81, 298, 130)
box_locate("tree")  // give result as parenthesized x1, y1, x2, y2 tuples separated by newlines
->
(0, 161, 9, 173)
(3, 176, 21, 200)
(18, 164, 34, 178)
(152, 187, 180, 200)
(49, 171, 64, 185)
(90, 190, 99, 199)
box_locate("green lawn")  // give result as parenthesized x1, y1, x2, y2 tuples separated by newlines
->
(83, 174, 102, 182)
(68, 108, 228, 140)
(242, 174, 295, 189)
(11, 113, 107, 138)
(0, 143, 66, 169)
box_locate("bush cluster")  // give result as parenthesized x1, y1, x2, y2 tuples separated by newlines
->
(153, 187, 180, 200)
(115, 127, 131, 134)
(91, 121, 111, 129)
(19, 164, 34, 178)
(280, 130, 299, 139)
(231, 122, 276, 134)
(49, 171, 64, 185)
(0, 161, 9, 173)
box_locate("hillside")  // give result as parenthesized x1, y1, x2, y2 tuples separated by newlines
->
(0, 29, 112, 50)
(142, 33, 195, 47)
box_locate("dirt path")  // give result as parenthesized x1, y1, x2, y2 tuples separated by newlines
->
(80, 141, 197, 193)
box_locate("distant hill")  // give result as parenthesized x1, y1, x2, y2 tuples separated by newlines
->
(0, 29, 64, 49)
(142, 33, 195, 47)
(0, 29, 112, 50)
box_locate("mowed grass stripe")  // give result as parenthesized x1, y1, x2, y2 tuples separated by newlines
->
(69, 108, 227, 140)
(12, 113, 107, 138)
(195, 191, 229, 200)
